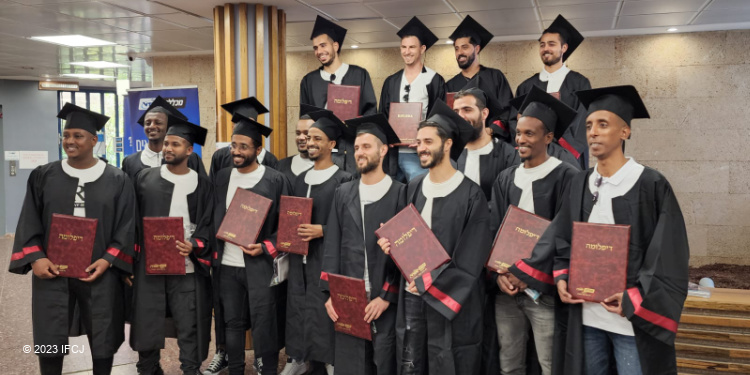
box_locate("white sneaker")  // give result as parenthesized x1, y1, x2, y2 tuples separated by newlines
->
(202, 349, 228, 375)
(325, 364, 334, 375)
(279, 359, 308, 375)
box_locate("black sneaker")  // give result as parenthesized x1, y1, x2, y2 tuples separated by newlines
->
(202, 349, 228, 375)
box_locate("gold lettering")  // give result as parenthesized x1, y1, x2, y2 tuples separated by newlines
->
(332, 98, 353, 105)
(336, 322, 352, 331)
(494, 261, 511, 269)
(152, 234, 176, 241)
(396, 114, 413, 118)
(240, 204, 258, 213)
(409, 262, 427, 280)
(279, 242, 292, 248)
(514, 227, 540, 240)
(575, 287, 595, 296)
(149, 264, 167, 270)
(58, 234, 84, 242)
(223, 232, 236, 239)
(58, 265, 68, 271)
(393, 227, 417, 247)
(585, 243, 613, 252)
(286, 211, 302, 216)
(337, 293, 357, 303)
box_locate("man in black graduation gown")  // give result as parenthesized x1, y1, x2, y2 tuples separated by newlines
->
(379, 17, 445, 182)
(320, 114, 405, 375)
(212, 114, 291, 375)
(209, 97, 279, 178)
(9, 103, 135, 375)
(378, 99, 492, 375)
(513, 15, 592, 169)
(509, 94, 580, 169)
(489, 86, 580, 375)
(445, 16, 514, 140)
(285, 110, 353, 375)
(121, 96, 207, 180)
(543, 86, 689, 374)
(130, 118, 214, 375)
(277, 104, 317, 185)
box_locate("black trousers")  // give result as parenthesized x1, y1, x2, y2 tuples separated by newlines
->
(39, 356, 113, 375)
(136, 273, 200, 374)
(220, 265, 279, 375)
(401, 293, 428, 375)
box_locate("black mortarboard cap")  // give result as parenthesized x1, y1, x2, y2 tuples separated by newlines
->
(346, 113, 400, 145)
(310, 15, 347, 52)
(509, 94, 526, 111)
(58, 103, 109, 135)
(137, 95, 187, 125)
(232, 114, 273, 146)
(397, 16, 439, 50)
(449, 15, 493, 51)
(575, 85, 650, 126)
(543, 15, 584, 62)
(519, 85, 577, 140)
(221, 96, 268, 121)
(299, 103, 322, 119)
(166, 115, 207, 146)
(308, 109, 348, 142)
(425, 99, 475, 160)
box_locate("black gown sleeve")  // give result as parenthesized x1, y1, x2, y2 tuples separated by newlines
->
(9, 167, 48, 274)
(188, 152, 208, 178)
(188, 178, 215, 271)
(360, 69, 378, 116)
(319, 186, 344, 293)
(101, 172, 137, 273)
(379, 75, 393, 118)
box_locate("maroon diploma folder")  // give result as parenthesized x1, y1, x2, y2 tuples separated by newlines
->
(327, 84, 360, 120)
(277, 195, 313, 255)
(388, 102, 422, 145)
(216, 188, 273, 247)
(446, 92, 456, 108)
(374, 204, 451, 284)
(328, 273, 372, 341)
(46, 214, 97, 278)
(568, 222, 630, 302)
(486, 205, 551, 272)
(143, 217, 185, 275)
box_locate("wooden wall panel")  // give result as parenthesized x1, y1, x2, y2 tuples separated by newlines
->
(238, 4, 249, 99)
(213, 6, 227, 142)
(278, 9, 287, 158)
(269, 6, 280, 157)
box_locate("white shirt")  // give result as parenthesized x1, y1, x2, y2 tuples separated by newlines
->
(222, 166, 266, 268)
(61, 159, 107, 217)
(290, 154, 314, 176)
(320, 63, 349, 85)
(539, 63, 570, 93)
(258, 148, 267, 164)
(582, 158, 644, 336)
(359, 175, 393, 295)
(463, 140, 494, 186)
(140, 146, 162, 168)
(160, 165, 199, 273)
(513, 157, 562, 213)
(398, 66, 437, 154)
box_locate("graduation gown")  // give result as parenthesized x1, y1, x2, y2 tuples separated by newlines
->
(129, 168, 213, 361)
(300, 64, 378, 117)
(397, 174, 492, 375)
(446, 65, 514, 138)
(548, 142, 581, 170)
(287, 167, 353, 363)
(122, 150, 206, 181)
(319, 179, 406, 375)
(542, 167, 689, 375)
(277, 155, 313, 187)
(9, 161, 136, 358)
(212, 166, 292, 357)
(456, 138, 521, 204)
(513, 71, 592, 168)
(208, 145, 279, 178)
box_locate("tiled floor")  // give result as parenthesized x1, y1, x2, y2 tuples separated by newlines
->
(1, 235, 289, 374)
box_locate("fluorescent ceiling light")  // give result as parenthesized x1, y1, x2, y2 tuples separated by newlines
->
(351, 45, 359, 49)
(62, 73, 115, 79)
(30, 35, 115, 47)
(70, 61, 129, 69)
(445, 40, 453, 44)
(667, 28, 678, 32)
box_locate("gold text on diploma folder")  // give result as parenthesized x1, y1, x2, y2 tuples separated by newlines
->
(58, 234, 84, 242)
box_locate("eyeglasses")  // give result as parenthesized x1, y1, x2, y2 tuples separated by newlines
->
(403, 84, 410, 102)
(592, 175, 603, 204)
(330, 74, 336, 83)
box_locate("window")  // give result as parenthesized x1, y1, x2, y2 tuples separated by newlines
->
(58, 90, 124, 167)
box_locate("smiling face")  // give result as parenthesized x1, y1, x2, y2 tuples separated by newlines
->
(143, 111, 168, 142)
(62, 129, 97, 160)
(354, 132, 386, 175)
(230, 134, 260, 168)
(454, 37, 479, 70)
(586, 110, 630, 160)
(539, 32, 567, 66)
(515, 116, 553, 163)
(296, 118, 313, 155)
(312, 34, 338, 67)
(416, 125, 451, 169)
(400, 36, 425, 66)
(306, 127, 335, 161)
(162, 135, 192, 165)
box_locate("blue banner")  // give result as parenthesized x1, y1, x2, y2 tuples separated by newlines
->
(123, 87, 202, 157)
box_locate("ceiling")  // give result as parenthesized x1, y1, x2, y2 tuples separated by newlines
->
(1, 0, 749, 85)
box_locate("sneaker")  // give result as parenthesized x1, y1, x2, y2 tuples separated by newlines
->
(202, 349, 228, 375)
(279, 359, 307, 375)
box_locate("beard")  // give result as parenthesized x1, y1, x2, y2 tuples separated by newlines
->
(420, 146, 445, 169)
(163, 154, 187, 165)
(457, 50, 476, 70)
(232, 154, 256, 168)
(468, 116, 484, 142)
(542, 52, 562, 66)
(356, 154, 381, 175)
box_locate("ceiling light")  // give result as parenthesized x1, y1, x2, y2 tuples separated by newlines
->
(62, 73, 115, 79)
(30, 35, 115, 47)
(667, 28, 678, 32)
(70, 61, 129, 69)
(445, 40, 453, 44)
(351, 45, 359, 49)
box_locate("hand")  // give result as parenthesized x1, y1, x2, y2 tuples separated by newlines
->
(557, 280, 585, 304)
(408, 142, 418, 149)
(80, 258, 111, 282)
(176, 240, 193, 257)
(325, 297, 338, 322)
(507, 273, 528, 292)
(602, 293, 624, 316)
(364, 297, 390, 323)
(496, 274, 518, 296)
(124, 275, 134, 287)
(407, 281, 418, 294)
(240, 244, 263, 257)
(377, 223, 391, 255)
(32, 258, 59, 279)
(496, 266, 509, 275)
(298, 224, 323, 242)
